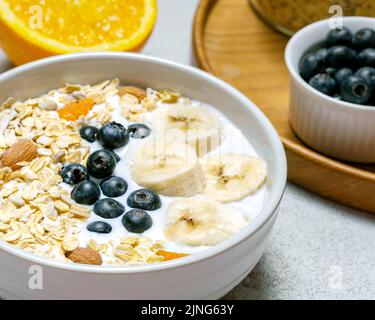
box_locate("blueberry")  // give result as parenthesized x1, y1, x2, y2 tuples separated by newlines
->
(367, 95, 375, 106)
(122, 209, 153, 234)
(358, 48, 375, 68)
(93, 198, 125, 219)
(316, 47, 328, 63)
(333, 68, 353, 85)
(100, 176, 128, 198)
(79, 126, 98, 143)
(127, 189, 161, 211)
(340, 76, 373, 105)
(105, 149, 121, 162)
(87, 150, 116, 179)
(309, 73, 337, 96)
(128, 123, 151, 139)
(353, 28, 375, 50)
(300, 53, 322, 81)
(87, 221, 112, 234)
(71, 180, 101, 205)
(326, 27, 352, 47)
(324, 67, 336, 76)
(355, 67, 375, 88)
(97, 122, 129, 149)
(60, 163, 89, 185)
(326, 46, 356, 68)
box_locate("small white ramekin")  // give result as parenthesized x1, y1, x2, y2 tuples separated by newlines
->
(285, 17, 375, 163)
(0, 52, 286, 300)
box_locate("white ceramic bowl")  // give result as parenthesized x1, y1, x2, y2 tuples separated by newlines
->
(285, 17, 375, 163)
(0, 53, 286, 300)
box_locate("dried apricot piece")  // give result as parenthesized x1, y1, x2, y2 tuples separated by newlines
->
(58, 98, 95, 121)
(157, 250, 189, 261)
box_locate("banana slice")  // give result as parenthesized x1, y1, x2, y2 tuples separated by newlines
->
(164, 196, 248, 246)
(131, 139, 206, 197)
(201, 154, 267, 203)
(152, 104, 223, 157)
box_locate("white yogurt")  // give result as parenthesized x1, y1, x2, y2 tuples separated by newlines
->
(57, 93, 267, 255)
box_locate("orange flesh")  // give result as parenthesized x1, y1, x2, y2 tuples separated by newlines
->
(57, 98, 95, 121)
(6, 0, 147, 47)
(157, 250, 189, 261)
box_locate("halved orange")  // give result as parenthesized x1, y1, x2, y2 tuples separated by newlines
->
(0, 0, 157, 65)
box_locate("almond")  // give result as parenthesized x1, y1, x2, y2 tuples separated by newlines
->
(66, 247, 102, 265)
(118, 86, 147, 101)
(1, 139, 38, 170)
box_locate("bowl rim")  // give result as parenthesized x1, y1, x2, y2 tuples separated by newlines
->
(285, 16, 375, 112)
(0, 52, 287, 273)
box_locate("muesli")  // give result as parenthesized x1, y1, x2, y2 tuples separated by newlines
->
(0, 79, 267, 266)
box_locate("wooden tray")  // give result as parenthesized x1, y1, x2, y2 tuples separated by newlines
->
(193, 0, 375, 213)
